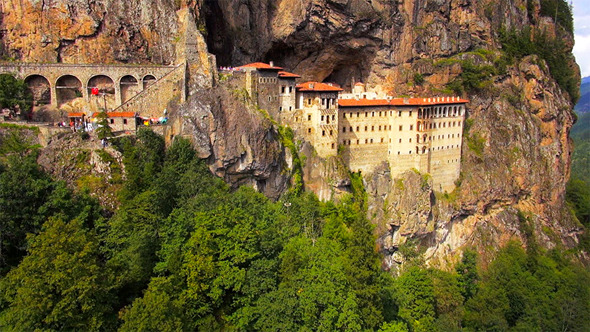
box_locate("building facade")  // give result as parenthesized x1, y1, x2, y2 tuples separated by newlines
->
(233, 63, 468, 192)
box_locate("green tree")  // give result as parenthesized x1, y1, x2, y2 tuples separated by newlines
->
(0, 74, 32, 118)
(0, 218, 114, 331)
(95, 111, 113, 140)
(456, 249, 478, 301)
(394, 266, 437, 332)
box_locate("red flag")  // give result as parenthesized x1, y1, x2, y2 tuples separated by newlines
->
(91, 87, 99, 95)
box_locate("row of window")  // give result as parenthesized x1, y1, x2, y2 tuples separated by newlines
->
(339, 121, 462, 133)
(342, 110, 412, 119)
(418, 106, 464, 119)
(417, 121, 462, 130)
(259, 77, 277, 84)
(280, 86, 294, 94)
(109, 118, 129, 125)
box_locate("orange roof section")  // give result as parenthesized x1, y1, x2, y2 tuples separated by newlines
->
(92, 112, 137, 118)
(297, 82, 344, 92)
(68, 112, 84, 117)
(278, 71, 301, 78)
(236, 62, 283, 70)
(339, 97, 469, 107)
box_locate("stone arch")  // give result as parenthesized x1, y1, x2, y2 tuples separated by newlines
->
(120, 75, 140, 103)
(56, 75, 83, 107)
(423, 133, 427, 141)
(88, 75, 116, 110)
(25, 74, 51, 105)
(143, 74, 157, 89)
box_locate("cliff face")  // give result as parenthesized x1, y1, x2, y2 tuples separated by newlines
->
(1, 0, 582, 265)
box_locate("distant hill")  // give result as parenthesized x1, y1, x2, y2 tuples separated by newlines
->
(575, 76, 590, 113)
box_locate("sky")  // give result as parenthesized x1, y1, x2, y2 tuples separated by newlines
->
(573, 0, 590, 78)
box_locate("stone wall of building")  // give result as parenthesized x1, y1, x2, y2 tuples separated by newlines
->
(113, 63, 186, 119)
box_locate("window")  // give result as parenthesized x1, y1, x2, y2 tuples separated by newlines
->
(331, 143, 335, 149)
(409, 111, 412, 116)
(379, 112, 382, 117)
(409, 138, 412, 143)
(110, 119, 114, 124)
(322, 130, 326, 136)
(279, 107, 282, 111)
(381, 138, 384, 143)
(398, 111, 402, 117)
(289, 86, 293, 93)
(349, 126, 353, 132)
(399, 139, 402, 143)
(321, 115, 324, 121)
(356, 126, 359, 131)
(343, 113, 346, 119)
(365, 126, 368, 131)
(308, 128, 311, 133)
(372, 112, 375, 117)
(307, 98, 312, 105)
(357, 112, 360, 117)
(329, 130, 333, 135)
(332, 115, 335, 121)
(378, 125, 381, 131)
(371, 126, 374, 131)
(281, 86, 285, 93)
(410, 125, 413, 130)
(308, 114, 311, 121)
(399, 125, 403, 131)
(370, 139, 374, 143)
(365, 139, 368, 144)
(343, 127, 346, 133)
(123, 119, 128, 125)
(357, 139, 359, 144)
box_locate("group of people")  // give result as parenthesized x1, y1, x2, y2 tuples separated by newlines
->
(58, 118, 93, 133)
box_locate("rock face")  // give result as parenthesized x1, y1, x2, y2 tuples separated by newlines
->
(0, 0, 192, 64)
(2, 0, 583, 266)
(177, 82, 290, 200)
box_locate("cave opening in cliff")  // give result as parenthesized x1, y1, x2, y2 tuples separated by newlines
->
(325, 64, 366, 91)
(201, 0, 234, 67)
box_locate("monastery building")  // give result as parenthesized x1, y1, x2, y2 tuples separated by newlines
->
(232, 62, 468, 192)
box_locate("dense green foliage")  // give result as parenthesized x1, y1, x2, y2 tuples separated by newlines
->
(499, 27, 579, 104)
(1, 129, 589, 330)
(0, 74, 32, 117)
(537, 0, 574, 33)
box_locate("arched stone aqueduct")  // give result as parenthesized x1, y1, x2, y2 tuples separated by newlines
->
(0, 63, 176, 109)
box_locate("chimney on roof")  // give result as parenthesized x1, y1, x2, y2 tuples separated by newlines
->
(269, 61, 274, 67)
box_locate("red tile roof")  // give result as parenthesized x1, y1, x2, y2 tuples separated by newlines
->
(278, 71, 301, 78)
(92, 112, 137, 118)
(236, 62, 283, 70)
(338, 97, 469, 107)
(297, 82, 343, 92)
(68, 112, 84, 117)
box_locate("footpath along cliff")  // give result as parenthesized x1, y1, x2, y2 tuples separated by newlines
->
(0, 0, 582, 268)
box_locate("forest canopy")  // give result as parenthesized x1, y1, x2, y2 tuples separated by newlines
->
(0, 128, 589, 331)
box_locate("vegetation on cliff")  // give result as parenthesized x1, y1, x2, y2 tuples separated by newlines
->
(1, 129, 589, 331)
